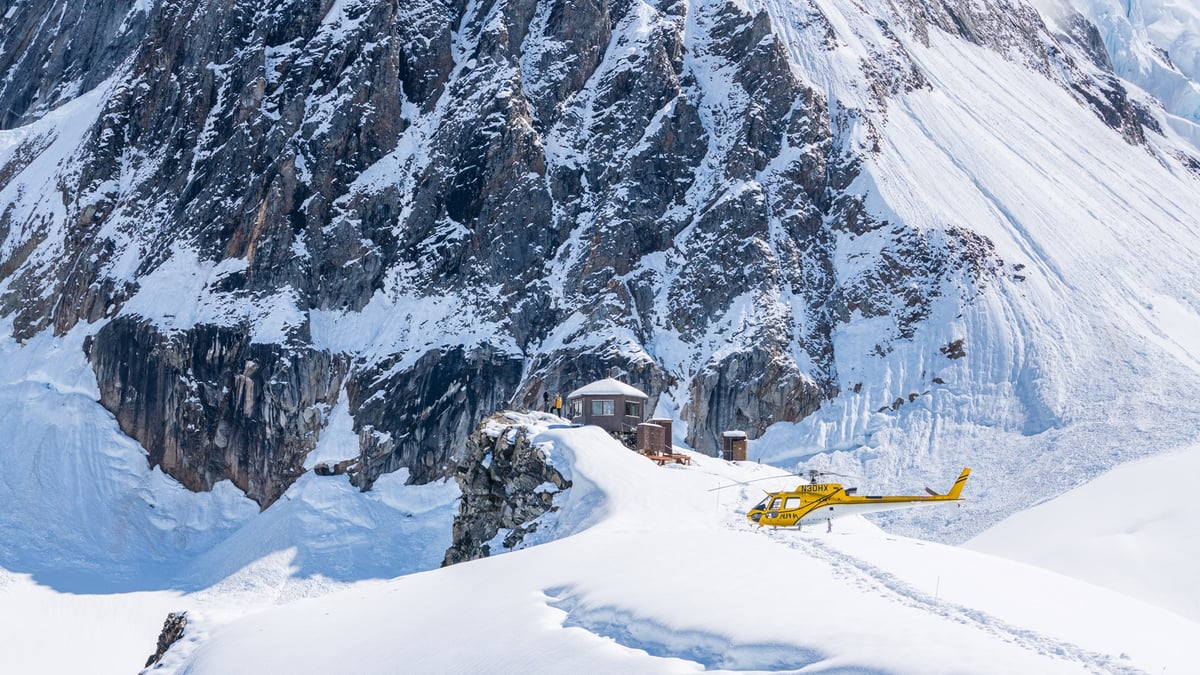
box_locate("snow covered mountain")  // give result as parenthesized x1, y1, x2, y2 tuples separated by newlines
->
(1, 0, 1195, 513)
(4, 0, 1200, 671)
(3, 0, 1197, 512)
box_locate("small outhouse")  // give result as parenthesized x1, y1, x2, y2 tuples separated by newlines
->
(721, 430, 748, 461)
(566, 378, 648, 434)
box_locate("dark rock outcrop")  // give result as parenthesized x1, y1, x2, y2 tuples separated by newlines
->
(143, 611, 187, 670)
(348, 344, 526, 489)
(87, 317, 348, 506)
(687, 343, 832, 455)
(442, 414, 571, 566)
(0, 0, 147, 129)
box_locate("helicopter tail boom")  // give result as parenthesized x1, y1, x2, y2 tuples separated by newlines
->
(946, 467, 971, 500)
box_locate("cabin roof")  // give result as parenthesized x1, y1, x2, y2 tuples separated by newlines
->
(567, 377, 648, 400)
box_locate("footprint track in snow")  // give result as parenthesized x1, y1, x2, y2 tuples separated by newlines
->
(764, 529, 1143, 675)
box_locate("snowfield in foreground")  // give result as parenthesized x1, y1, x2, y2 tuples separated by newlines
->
(4, 406, 1198, 674)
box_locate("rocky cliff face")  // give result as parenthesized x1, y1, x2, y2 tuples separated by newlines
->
(348, 344, 525, 488)
(0, 0, 146, 129)
(0, 0, 1185, 504)
(86, 317, 349, 505)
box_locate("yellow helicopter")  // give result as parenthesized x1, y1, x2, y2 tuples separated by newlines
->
(746, 467, 971, 529)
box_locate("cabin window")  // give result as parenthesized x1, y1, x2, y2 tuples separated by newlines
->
(624, 401, 641, 417)
(591, 399, 615, 416)
(569, 399, 582, 417)
(783, 497, 800, 510)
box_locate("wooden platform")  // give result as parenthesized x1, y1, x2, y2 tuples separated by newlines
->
(640, 450, 691, 466)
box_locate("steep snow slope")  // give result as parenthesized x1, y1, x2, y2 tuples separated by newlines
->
(751, 2, 1200, 542)
(0, 321, 256, 591)
(0, 318, 462, 673)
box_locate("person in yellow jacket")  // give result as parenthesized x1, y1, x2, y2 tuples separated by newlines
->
(553, 394, 563, 416)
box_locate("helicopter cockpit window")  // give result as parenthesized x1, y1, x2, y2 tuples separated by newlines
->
(753, 498, 768, 511)
(767, 497, 781, 511)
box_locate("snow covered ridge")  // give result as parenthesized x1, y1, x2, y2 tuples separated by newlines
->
(12, 412, 1197, 674)
(177, 429, 1200, 673)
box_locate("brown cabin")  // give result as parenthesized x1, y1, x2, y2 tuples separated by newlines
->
(566, 378, 648, 434)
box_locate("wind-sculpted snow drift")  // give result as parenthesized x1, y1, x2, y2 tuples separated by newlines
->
(3, 0, 1200, 547)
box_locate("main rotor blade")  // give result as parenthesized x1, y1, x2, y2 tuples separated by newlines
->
(706, 473, 801, 491)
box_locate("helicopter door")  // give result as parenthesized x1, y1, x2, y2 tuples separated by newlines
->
(782, 497, 802, 525)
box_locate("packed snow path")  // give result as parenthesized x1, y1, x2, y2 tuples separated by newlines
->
(765, 530, 1138, 674)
